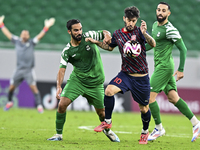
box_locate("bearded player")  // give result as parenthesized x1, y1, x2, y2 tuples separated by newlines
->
(145, 2, 200, 142)
(47, 19, 120, 142)
(86, 6, 156, 144)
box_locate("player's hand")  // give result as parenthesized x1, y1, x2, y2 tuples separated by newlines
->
(85, 37, 98, 43)
(103, 34, 111, 44)
(44, 17, 56, 28)
(173, 70, 184, 82)
(140, 20, 147, 34)
(56, 86, 62, 100)
(0, 15, 5, 24)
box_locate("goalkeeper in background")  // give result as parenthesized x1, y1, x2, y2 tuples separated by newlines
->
(47, 19, 120, 142)
(0, 15, 55, 113)
(145, 2, 200, 142)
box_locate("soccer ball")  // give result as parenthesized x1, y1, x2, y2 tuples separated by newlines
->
(123, 40, 141, 58)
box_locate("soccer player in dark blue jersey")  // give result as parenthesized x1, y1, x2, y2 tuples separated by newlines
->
(86, 6, 156, 144)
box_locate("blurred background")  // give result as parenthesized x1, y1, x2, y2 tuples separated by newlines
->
(0, 0, 200, 114)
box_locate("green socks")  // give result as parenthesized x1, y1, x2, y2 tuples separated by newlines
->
(149, 101, 162, 125)
(56, 111, 66, 134)
(175, 98, 194, 120)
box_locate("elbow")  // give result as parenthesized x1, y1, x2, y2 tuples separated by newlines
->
(152, 43, 156, 47)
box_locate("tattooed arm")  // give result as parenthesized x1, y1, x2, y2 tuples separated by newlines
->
(140, 20, 156, 47)
(85, 37, 114, 51)
(143, 32, 156, 47)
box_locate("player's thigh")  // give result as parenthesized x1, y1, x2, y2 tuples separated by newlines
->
(150, 68, 173, 93)
(130, 75, 150, 106)
(83, 84, 104, 109)
(25, 69, 36, 86)
(10, 69, 24, 86)
(164, 75, 177, 95)
(61, 78, 84, 101)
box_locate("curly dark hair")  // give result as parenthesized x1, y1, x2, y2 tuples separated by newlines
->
(124, 6, 140, 19)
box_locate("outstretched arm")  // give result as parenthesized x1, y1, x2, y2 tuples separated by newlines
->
(0, 15, 12, 40)
(85, 37, 114, 51)
(140, 20, 156, 47)
(36, 17, 56, 41)
(56, 67, 66, 100)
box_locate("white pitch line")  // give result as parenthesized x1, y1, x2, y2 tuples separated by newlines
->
(78, 126, 192, 138)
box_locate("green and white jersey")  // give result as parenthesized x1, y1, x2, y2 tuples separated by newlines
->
(60, 30, 105, 87)
(152, 21, 181, 70)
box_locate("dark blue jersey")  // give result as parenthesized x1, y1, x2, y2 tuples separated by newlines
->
(109, 27, 148, 74)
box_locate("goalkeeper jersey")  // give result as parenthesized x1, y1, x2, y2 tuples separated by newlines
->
(60, 31, 105, 87)
(151, 21, 181, 70)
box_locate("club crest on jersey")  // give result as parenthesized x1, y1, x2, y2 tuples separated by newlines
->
(85, 45, 91, 51)
(157, 32, 160, 37)
(131, 35, 136, 41)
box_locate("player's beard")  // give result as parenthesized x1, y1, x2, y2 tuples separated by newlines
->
(124, 22, 134, 31)
(157, 15, 167, 23)
(72, 33, 82, 41)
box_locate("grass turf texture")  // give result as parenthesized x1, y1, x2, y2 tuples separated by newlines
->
(0, 108, 200, 150)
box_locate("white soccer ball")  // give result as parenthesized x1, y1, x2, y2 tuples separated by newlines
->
(123, 40, 141, 58)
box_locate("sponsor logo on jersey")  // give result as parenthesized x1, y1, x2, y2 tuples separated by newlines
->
(86, 45, 90, 51)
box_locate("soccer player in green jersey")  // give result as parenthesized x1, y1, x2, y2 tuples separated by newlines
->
(146, 2, 200, 142)
(47, 19, 120, 142)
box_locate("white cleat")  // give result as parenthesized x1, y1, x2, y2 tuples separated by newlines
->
(47, 134, 62, 141)
(103, 129, 120, 142)
(148, 128, 165, 141)
(191, 122, 200, 142)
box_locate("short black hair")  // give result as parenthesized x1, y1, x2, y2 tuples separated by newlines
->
(124, 6, 140, 19)
(159, 2, 170, 10)
(66, 19, 81, 30)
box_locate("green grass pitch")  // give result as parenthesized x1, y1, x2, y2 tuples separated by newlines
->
(0, 108, 200, 150)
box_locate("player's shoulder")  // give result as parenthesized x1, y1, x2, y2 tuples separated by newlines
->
(62, 43, 71, 53)
(164, 21, 178, 32)
(113, 28, 122, 35)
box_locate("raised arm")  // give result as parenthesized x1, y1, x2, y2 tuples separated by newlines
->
(36, 17, 56, 41)
(140, 20, 156, 47)
(0, 15, 12, 40)
(56, 67, 66, 99)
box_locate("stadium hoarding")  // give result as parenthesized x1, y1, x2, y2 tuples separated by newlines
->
(0, 79, 35, 108)
(131, 88, 200, 114)
(1, 79, 200, 115)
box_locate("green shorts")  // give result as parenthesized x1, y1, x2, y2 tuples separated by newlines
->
(150, 67, 177, 95)
(61, 76, 104, 109)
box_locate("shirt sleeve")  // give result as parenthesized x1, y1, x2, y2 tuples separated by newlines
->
(59, 46, 69, 68)
(32, 37, 39, 45)
(175, 38, 187, 72)
(11, 35, 19, 44)
(84, 30, 104, 40)
(166, 25, 181, 43)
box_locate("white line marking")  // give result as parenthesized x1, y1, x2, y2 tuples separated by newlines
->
(78, 126, 192, 138)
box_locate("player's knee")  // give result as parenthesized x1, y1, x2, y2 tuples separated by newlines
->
(58, 102, 68, 113)
(139, 105, 149, 114)
(105, 87, 114, 96)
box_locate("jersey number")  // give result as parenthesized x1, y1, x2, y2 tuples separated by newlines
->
(114, 77, 122, 84)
